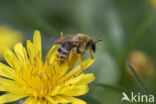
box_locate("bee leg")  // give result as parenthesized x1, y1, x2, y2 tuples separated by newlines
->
(80, 54, 83, 70)
(76, 47, 83, 70)
(57, 55, 61, 65)
(89, 49, 94, 59)
(67, 50, 73, 69)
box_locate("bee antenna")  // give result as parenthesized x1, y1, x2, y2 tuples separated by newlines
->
(60, 32, 64, 41)
(96, 39, 103, 43)
(60, 32, 64, 36)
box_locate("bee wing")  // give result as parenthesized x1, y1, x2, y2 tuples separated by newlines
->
(48, 36, 62, 44)
(48, 35, 80, 44)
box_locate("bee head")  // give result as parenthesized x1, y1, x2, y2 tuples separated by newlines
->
(87, 40, 96, 53)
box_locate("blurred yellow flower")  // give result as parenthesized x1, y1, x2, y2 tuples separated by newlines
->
(127, 51, 154, 78)
(150, 0, 156, 8)
(0, 30, 95, 104)
(0, 26, 22, 59)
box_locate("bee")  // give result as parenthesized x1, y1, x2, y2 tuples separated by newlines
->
(49, 33, 101, 70)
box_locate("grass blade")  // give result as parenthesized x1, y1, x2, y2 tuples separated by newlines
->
(126, 62, 149, 93)
(94, 83, 127, 93)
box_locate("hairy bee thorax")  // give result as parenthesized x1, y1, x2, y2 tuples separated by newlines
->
(75, 34, 96, 54)
(76, 33, 90, 42)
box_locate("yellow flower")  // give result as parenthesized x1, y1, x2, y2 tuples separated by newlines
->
(0, 30, 95, 104)
(0, 26, 22, 59)
(150, 0, 156, 8)
(127, 51, 154, 78)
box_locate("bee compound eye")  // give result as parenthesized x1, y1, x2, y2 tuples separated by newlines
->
(88, 40, 96, 53)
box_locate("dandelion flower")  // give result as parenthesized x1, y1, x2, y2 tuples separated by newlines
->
(0, 30, 95, 104)
(0, 26, 22, 59)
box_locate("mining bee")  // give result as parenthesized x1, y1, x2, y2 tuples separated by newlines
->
(49, 33, 101, 70)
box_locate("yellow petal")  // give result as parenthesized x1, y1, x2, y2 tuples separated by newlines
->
(14, 43, 29, 65)
(23, 98, 47, 104)
(0, 77, 15, 85)
(46, 45, 58, 65)
(65, 74, 85, 86)
(0, 85, 6, 91)
(4, 48, 21, 70)
(65, 73, 95, 86)
(0, 93, 26, 104)
(50, 86, 61, 96)
(33, 30, 42, 59)
(0, 78, 20, 93)
(23, 97, 34, 104)
(23, 97, 43, 104)
(3, 84, 26, 95)
(62, 58, 95, 81)
(0, 63, 16, 79)
(46, 96, 58, 104)
(0, 77, 27, 95)
(55, 62, 68, 78)
(27, 40, 35, 64)
(53, 96, 69, 103)
(40, 100, 48, 104)
(62, 96, 87, 104)
(58, 85, 89, 96)
(78, 73, 95, 85)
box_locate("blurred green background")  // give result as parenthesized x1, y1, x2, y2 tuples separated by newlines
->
(0, 0, 156, 104)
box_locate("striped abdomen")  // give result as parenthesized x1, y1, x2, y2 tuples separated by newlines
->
(56, 42, 74, 62)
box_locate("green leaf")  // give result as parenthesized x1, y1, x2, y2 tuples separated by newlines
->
(94, 83, 128, 93)
(80, 96, 101, 104)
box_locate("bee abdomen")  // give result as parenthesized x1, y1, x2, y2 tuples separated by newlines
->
(58, 45, 69, 55)
(56, 46, 69, 62)
(56, 42, 74, 62)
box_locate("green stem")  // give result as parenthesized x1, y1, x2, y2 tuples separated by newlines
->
(94, 83, 129, 93)
(126, 62, 149, 93)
